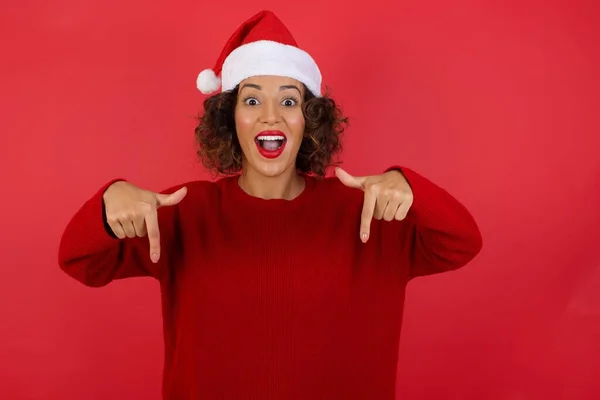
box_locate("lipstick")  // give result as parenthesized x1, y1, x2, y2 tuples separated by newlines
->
(255, 130, 287, 159)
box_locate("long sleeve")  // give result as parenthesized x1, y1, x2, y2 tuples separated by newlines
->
(387, 166, 483, 279)
(57, 179, 182, 287)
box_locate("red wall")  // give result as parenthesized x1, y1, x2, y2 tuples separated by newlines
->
(1, 0, 598, 399)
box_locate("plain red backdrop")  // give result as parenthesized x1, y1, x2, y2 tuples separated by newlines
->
(1, 0, 599, 399)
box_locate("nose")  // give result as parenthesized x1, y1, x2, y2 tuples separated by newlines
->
(260, 101, 280, 125)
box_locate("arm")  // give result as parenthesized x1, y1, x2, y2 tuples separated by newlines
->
(388, 166, 483, 278)
(57, 179, 182, 287)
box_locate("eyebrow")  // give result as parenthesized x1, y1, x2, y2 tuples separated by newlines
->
(240, 83, 301, 95)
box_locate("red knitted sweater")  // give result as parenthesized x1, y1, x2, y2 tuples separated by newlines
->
(58, 166, 482, 399)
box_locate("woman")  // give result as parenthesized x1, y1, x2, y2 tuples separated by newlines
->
(58, 10, 482, 400)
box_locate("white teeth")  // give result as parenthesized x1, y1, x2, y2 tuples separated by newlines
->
(257, 135, 285, 141)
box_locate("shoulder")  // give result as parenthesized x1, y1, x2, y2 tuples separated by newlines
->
(159, 176, 233, 207)
(158, 178, 218, 195)
(311, 175, 358, 193)
(309, 175, 364, 207)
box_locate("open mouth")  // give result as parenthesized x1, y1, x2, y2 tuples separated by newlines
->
(254, 131, 287, 159)
(256, 135, 286, 151)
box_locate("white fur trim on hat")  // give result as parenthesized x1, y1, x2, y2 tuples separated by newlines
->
(221, 40, 322, 96)
(197, 69, 221, 94)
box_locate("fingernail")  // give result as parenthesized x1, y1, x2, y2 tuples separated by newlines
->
(151, 253, 159, 263)
(361, 233, 368, 242)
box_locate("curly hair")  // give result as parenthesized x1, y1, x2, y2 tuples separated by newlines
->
(194, 84, 348, 178)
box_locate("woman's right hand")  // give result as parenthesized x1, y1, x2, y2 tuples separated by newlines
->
(102, 181, 187, 263)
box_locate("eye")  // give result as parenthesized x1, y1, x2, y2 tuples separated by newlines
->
(243, 97, 260, 106)
(282, 98, 298, 107)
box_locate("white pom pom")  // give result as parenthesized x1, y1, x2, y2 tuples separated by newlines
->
(196, 69, 221, 94)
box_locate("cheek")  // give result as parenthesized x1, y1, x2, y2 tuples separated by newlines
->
(234, 109, 255, 139)
(286, 111, 306, 139)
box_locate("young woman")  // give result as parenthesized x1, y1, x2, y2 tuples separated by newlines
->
(58, 10, 482, 400)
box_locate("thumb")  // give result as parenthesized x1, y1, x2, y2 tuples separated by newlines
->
(335, 167, 367, 190)
(156, 186, 188, 207)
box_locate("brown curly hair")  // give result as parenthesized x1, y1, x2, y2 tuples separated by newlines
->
(194, 84, 348, 178)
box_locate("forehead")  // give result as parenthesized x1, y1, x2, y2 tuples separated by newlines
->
(239, 75, 303, 90)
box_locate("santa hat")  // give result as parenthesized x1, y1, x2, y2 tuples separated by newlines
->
(196, 10, 322, 97)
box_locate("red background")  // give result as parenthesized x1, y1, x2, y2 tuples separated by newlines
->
(1, 0, 599, 399)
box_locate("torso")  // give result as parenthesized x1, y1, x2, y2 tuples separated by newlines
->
(159, 174, 414, 399)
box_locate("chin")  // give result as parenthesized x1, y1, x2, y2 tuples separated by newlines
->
(243, 139, 299, 177)
(252, 157, 295, 177)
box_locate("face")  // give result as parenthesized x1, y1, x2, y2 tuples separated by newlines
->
(234, 75, 306, 178)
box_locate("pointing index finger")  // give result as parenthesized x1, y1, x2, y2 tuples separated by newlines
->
(145, 208, 161, 263)
(360, 189, 376, 242)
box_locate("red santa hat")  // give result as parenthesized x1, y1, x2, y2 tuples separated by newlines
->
(196, 10, 322, 97)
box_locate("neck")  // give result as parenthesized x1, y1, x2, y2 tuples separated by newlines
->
(238, 164, 305, 201)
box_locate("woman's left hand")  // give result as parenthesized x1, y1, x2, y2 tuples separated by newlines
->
(335, 167, 414, 243)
